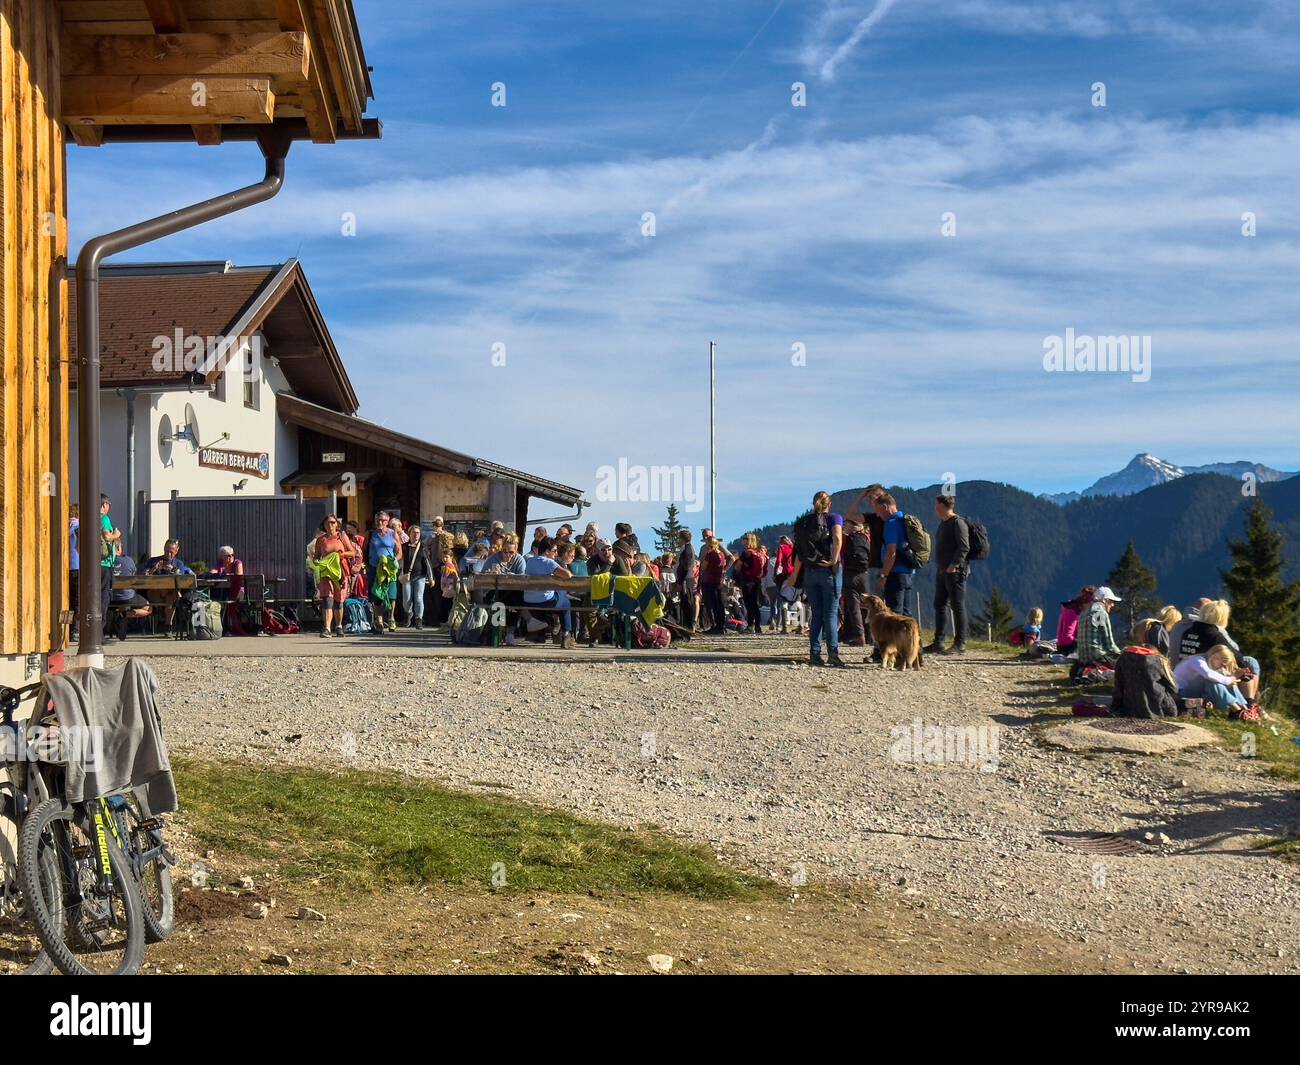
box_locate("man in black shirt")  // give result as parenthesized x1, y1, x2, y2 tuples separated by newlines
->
(928, 494, 969, 654)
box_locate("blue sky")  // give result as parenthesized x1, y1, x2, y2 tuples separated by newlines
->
(68, 0, 1300, 544)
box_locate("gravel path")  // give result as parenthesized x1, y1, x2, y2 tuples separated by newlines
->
(148, 644, 1300, 974)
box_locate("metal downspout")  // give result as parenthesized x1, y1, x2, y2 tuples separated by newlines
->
(76, 130, 293, 664)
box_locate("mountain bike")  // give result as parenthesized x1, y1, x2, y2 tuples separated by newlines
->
(11, 683, 147, 975)
(18, 791, 146, 975)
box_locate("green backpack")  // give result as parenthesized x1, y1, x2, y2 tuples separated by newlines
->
(901, 514, 931, 567)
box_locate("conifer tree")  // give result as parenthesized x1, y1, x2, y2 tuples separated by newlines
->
(1220, 500, 1300, 707)
(1106, 541, 1160, 636)
(653, 504, 685, 555)
(975, 586, 1016, 641)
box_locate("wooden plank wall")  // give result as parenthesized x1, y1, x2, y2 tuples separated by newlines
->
(0, 0, 68, 656)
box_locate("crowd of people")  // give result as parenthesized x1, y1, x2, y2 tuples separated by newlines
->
(1026, 583, 1265, 721)
(83, 486, 1269, 712)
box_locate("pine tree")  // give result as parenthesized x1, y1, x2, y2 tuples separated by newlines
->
(1106, 541, 1160, 636)
(1220, 500, 1300, 707)
(975, 586, 1015, 641)
(652, 504, 685, 556)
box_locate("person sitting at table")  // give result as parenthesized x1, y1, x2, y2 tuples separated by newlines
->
(210, 545, 246, 602)
(144, 538, 193, 576)
(143, 538, 193, 627)
(106, 555, 154, 640)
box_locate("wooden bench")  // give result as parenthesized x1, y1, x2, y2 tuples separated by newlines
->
(461, 573, 639, 648)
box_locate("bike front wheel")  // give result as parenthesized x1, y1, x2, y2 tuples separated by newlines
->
(18, 798, 145, 976)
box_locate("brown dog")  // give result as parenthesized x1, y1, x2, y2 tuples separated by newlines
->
(860, 594, 924, 670)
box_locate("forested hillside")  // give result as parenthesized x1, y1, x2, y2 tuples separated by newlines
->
(740, 475, 1300, 629)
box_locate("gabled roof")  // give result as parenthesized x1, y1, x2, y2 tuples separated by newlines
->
(277, 393, 586, 507)
(69, 259, 358, 414)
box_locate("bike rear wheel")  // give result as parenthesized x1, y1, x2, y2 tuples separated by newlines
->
(18, 798, 145, 976)
(115, 795, 174, 943)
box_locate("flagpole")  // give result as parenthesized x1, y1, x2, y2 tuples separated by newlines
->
(709, 340, 717, 535)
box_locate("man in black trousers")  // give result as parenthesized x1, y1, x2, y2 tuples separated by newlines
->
(928, 494, 969, 655)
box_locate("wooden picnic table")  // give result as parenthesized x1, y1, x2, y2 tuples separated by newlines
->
(112, 573, 197, 592)
(462, 574, 593, 594)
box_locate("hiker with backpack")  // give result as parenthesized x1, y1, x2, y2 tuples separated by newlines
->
(926, 494, 969, 655)
(787, 491, 848, 668)
(364, 511, 403, 635)
(873, 492, 921, 617)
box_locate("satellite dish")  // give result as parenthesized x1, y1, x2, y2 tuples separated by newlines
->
(157, 414, 174, 466)
(181, 403, 200, 453)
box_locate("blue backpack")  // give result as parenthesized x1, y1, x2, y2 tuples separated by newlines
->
(342, 597, 373, 634)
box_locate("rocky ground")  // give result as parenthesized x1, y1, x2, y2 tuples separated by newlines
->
(146, 639, 1300, 974)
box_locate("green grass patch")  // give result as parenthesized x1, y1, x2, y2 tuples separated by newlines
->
(1192, 716, 1300, 783)
(174, 758, 774, 900)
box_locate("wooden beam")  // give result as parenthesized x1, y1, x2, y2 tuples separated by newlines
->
(285, 0, 334, 143)
(275, 0, 306, 32)
(143, 0, 190, 34)
(190, 123, 222, 145)
(61, 31, 311, 85)
(61, 76, 275, 125)
(68, 122, 105, 147)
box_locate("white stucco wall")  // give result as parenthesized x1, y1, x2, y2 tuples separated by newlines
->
(72, 335, 299, 557)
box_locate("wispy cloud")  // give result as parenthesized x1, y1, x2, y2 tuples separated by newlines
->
(818, 0, 902, 82)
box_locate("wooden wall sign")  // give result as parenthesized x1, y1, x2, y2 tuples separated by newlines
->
(198, 447, 271, 479)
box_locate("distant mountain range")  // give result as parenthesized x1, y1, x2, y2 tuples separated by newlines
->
(1043, 453, 1297, 505)
(743, 471, 1300, 629)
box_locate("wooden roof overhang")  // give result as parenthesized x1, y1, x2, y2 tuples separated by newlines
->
(57, 0, 377, 147)
(277, 394, 588, 508)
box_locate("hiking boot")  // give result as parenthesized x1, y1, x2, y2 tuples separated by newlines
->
(561, 634, 576, 649)
(827, 654, 850, 669)
(809, 654, 826, 667)
(923, 641, 945, 655)
(947, 644, 967, 656)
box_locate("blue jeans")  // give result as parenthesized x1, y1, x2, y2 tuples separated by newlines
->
(884, 571, 913, 616)
(805, 566, 839, 658)
(402, 576, 427, 624)
(526, 592, 572, 633)
(1180, 656, 1259, 710)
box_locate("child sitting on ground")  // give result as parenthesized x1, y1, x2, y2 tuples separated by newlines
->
(1018, 608, 1043, 650)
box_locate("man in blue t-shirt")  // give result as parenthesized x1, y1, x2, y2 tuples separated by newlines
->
(874, 492, 914, 616)
(523, 537, 574, 645)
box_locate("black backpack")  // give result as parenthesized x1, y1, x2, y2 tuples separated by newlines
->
(843, 530, 871, 571)
(792, 511, 832, 566)
(966, 519, 990, 561)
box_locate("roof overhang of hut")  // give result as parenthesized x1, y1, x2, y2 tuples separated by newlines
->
(58, 0, 377, 147)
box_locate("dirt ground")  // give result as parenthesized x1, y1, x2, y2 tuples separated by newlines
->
(147, 873, 1131, 976)
(120, 636, 1300, 975)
